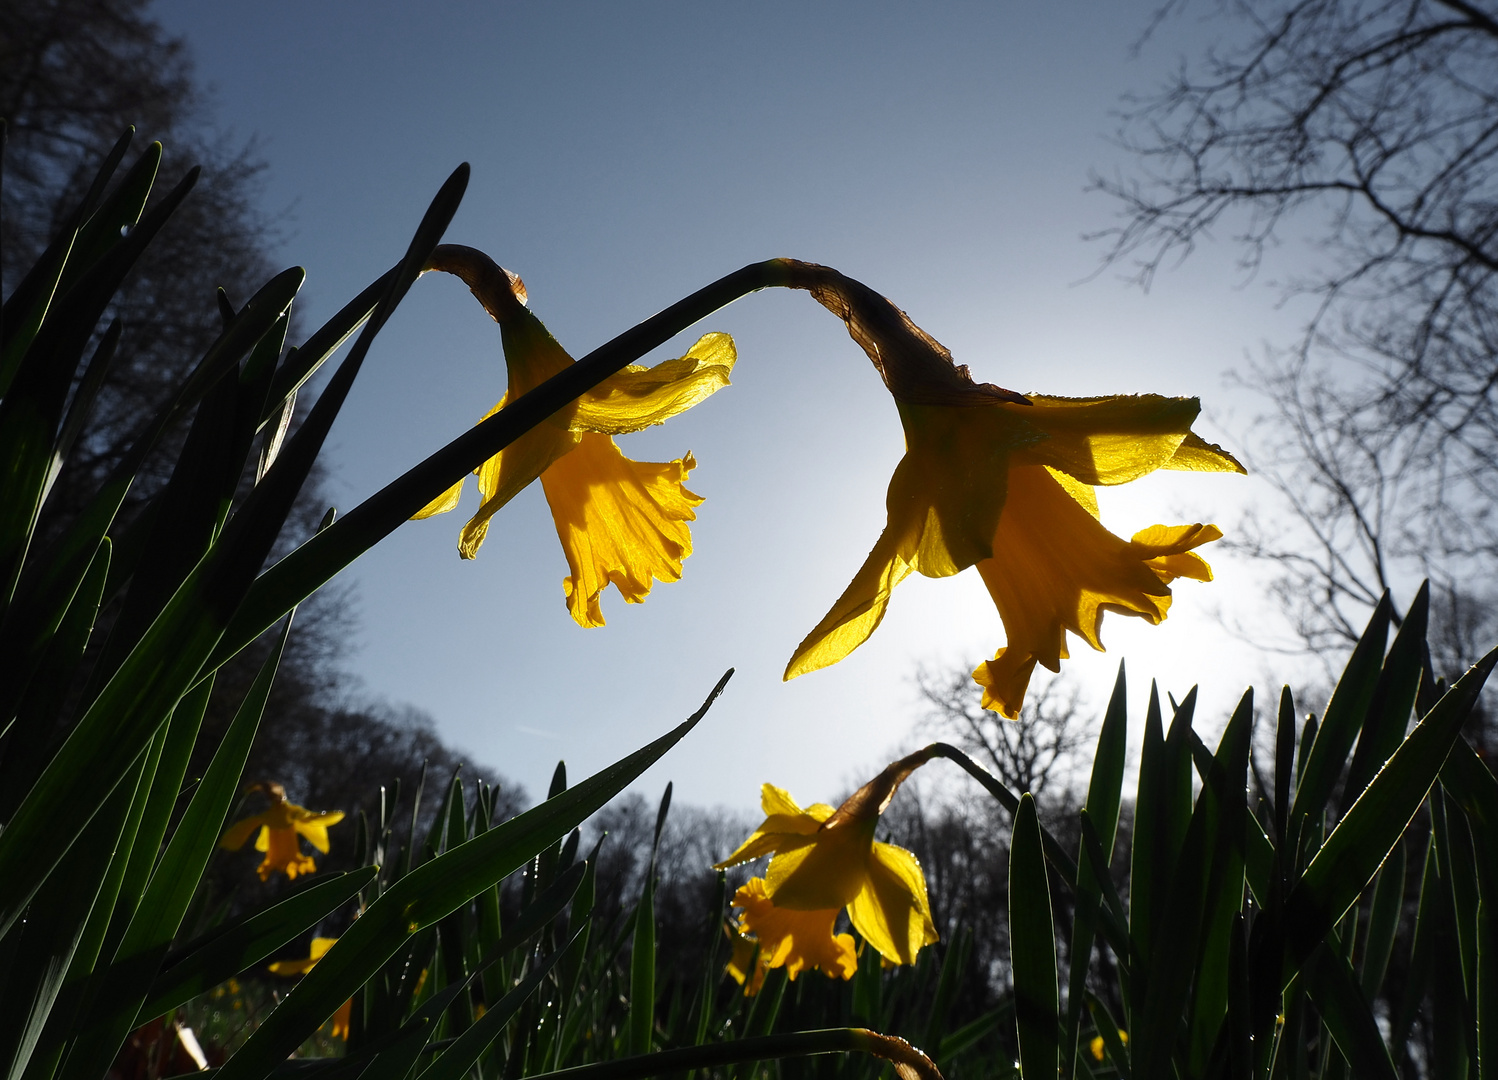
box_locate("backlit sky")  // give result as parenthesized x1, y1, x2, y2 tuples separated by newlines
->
(153, 1, 1322, 810)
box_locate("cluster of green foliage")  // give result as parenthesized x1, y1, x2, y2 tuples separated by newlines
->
(320, 586, 1498, 1080)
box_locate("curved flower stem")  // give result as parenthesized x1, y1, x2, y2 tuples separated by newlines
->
(920, 742, 1080, 887)
(920, 742, 1149, 976)
(520, 1028, 942, 1080)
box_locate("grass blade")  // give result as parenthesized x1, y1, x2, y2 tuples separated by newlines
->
(1010, 793, 1059, 1080)
(1285, 648, 1498, 975)
(214, 671, 729, 1080)
(142, 870, 375, 1020)
(1065, 663, 1127, 1077)
(416, 934, 577, 1080)
(125, 615, 295, 952)
(1291, 596, 1392, 825)
(1479, 900, 1496, 1080)
(1358, 842, 1406, 1001)
(1129, 684, 1166, 966)
(1300, 945, 1399, 1080)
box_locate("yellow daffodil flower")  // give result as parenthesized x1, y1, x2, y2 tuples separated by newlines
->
(716, 750, 939, 984)
(415, 246, 735, 627)
(1090, 1029, 1127, 1061)
(267, 937, 351, 1040)
(218, 782, 345, 881)
(724, 878, 856, 993)
(780, 266, 1244, 717)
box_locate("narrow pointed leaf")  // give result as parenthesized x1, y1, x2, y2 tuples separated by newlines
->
(1291, 596, 1392, 823)
(1065, 663, 1127, 1076)
(1010, 793, 1059, 1080)
(213, 672, 728, 1080)
(1343, 584, 1428, 807)
(127, 615, 295, 951)
(142, 869, 375, 1019)
(0, 130, 135, 381)
(1359, 843, 1406, 1001)
(415, 933, 576, 1080)
(1301, 945, 1399, 1080)
(1285, 649, 1498, 973)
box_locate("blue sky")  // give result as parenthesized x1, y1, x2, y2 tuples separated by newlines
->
(153, 1, 1318, 810)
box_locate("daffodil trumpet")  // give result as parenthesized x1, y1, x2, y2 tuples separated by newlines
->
(715, 749, 941, 991)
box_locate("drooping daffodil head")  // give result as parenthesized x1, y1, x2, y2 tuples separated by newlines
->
(414, 245, 735, 628)
(775, 262, 1245, 718)
(715, 748, 939, 989)
(218, 782, 345, 882)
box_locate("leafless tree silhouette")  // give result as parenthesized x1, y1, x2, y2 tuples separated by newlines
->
(1096, 0, 1498, 660)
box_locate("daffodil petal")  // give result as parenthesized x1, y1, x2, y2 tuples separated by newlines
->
(458, 417, 577, 560)
(412, 478, 466, 519)
(1045, 466, 1099, 519)
(971, 648, 1039, 720)
(784, 525, 916, 680)
(254, 825, 272, 853)
(847, 841, 938, 965)
(1165, 432, 1247, 474)
(787, 400, 1046, 679)
(540, 433, 701, 628)
(762, 783, 805, 817)
(296, 814, 344, 854)
(331, 999, 352, 1040)
(1132, 523, 1222, 582)
(571, 333, 736, 435)
(1015, 394, 1206, 485)
(715, 788, 841, 869)
(501, 308, 581, 393)
(734, 878, 857, 982)
(766, 820, 875, 910)
(218, 814, 266, 852)
(714, 826, 819, 869)
(971, 464, 1222, 717)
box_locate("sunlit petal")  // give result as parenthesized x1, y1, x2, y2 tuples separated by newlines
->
(412, 477, 466, 519)
(540, 433, 701, 627)
(971, 464, 1221, 718)
(784, 524, 915, 680)
(1132, 523, 1221, 582)
(734, 878, 857, 983)
(457, 400, 577, 559)
(572, 333, 736, 434)
(715, 788, 841, 868)
(787, 402, 1041, 679)
(766, 820, 876, 911)
(1013, 394, 1205, 485)
(1164, 432, 1246, 474)
(847, 842, 939, 965)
